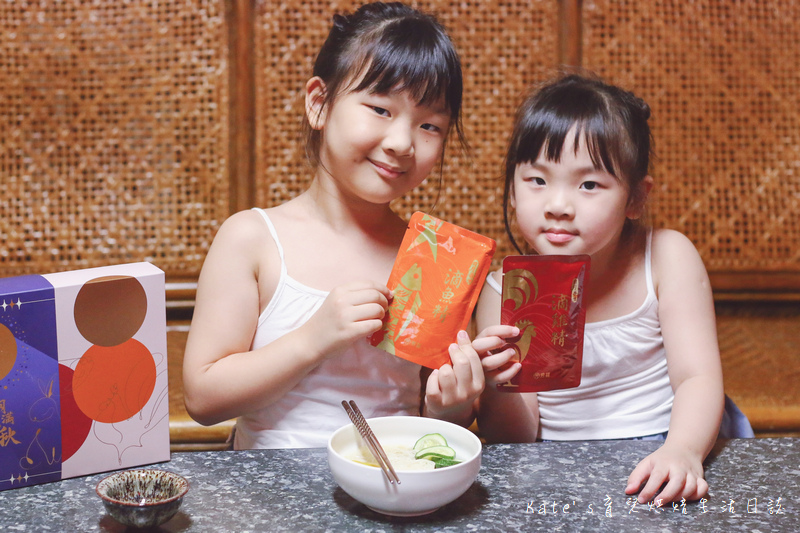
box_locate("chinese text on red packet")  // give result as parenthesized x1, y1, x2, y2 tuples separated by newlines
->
(498, 255, 589, 392)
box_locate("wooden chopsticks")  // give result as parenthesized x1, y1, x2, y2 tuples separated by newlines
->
(341, 400, 400, 484)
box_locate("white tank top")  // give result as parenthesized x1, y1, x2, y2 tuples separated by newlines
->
(486, 231, 673, 439)
(234, 209, 423, 449)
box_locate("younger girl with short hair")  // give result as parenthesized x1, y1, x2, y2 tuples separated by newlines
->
(474, 73, 725, 504)
(183, 2, 499, 449)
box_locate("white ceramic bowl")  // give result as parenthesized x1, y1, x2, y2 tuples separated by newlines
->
(327, 415, 482, 516)
(96, 469, 188, 528)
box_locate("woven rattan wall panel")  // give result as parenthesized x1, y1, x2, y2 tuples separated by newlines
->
(254, 0, 559, 259)
(716, 303, 800, 417)
(0, 1, 229, 278)
(582, 0, 800, 274)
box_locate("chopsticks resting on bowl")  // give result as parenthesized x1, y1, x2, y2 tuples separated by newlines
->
(341, 400, 400, 484)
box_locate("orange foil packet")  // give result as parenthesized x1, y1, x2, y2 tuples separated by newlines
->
(497, 255, 589, 393)
(370, 212, 496, 369)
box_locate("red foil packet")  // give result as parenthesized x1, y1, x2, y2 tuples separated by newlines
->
(370, 212, 496, 369)
(497, 255, 589, 393)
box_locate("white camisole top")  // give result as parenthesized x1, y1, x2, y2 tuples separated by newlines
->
(486, 231, 673, 440)
(233, 208, 423, 449)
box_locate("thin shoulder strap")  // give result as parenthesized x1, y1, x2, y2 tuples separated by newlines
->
(251, 208, 286, 265)
(645, 228, 655, 296)
(485, 271, 502, 295)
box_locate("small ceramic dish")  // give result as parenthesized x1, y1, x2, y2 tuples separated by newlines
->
(96, 469, 188, 528)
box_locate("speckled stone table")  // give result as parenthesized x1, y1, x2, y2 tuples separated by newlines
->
(0, 438, 796, 532)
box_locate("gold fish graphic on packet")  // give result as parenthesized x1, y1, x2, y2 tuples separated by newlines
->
(370, 212, 495, 369)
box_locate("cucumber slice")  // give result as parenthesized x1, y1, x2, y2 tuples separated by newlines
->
(413, 432, 448, 452)
(414, 445, 456, 461)
(433, 458, 461, 468)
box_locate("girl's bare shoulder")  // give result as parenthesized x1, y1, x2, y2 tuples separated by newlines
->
(650, 227, 709, 292)
(201, 208, 284, 310)
(650, 228, 703, 263)
(475, 267, 503, 330)
(487, 267, 502, 285)
(204, 210, 273, 261)
(477, 268, 502, 297)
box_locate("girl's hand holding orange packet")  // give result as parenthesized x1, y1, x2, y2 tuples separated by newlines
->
(370, 212, 496, 369)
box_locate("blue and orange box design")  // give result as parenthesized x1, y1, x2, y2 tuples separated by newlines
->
(0, 262, 169, 491)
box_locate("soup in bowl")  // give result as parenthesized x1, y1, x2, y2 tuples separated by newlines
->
(327, 415, 482, 516)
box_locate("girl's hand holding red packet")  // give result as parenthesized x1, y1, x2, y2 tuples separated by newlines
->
(471, 324, 523, 385)
(497, 255, 590, 393)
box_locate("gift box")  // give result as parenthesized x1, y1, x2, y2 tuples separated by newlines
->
(0, 262, 169, 491)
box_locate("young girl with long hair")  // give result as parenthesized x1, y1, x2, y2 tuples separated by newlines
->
(183, 2, 501, 449)
(475, 73, 725, 504)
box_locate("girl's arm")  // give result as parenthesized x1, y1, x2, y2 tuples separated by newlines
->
(182, 210, 391, 426)
(626, 229, 725, 503)
(474, 271, 539, 442)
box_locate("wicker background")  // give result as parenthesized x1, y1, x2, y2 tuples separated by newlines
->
(0, 0, 798, 283)
(0, 0, 229, 278)
(582, 0, 800, 274)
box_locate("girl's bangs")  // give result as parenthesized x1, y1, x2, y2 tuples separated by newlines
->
(349, 24, 461, 115)
(514, 111, 621, 179)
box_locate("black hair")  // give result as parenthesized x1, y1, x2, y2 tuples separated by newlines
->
(304, 2, 465, 168)
(503, 73, 654, 253)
